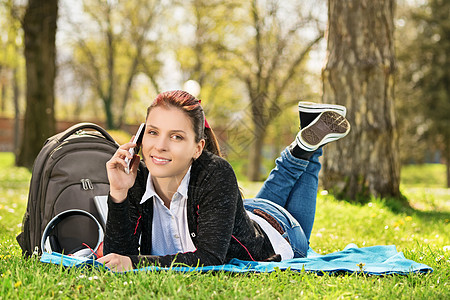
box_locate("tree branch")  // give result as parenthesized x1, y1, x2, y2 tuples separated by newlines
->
(275, 33, 323, 100)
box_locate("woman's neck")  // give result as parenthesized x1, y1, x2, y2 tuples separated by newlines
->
(152, 173, 186, 209)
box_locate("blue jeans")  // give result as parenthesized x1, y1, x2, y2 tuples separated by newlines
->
(244, 147, 322, 258)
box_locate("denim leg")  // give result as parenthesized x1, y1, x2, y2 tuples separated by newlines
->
(255, 147, 309, 207)
(256, 147, 323, 242)
(284, 148, 322, 241)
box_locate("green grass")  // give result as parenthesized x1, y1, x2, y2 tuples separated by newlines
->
(1, 153, 449, 299)
(400, 164, 447, 188)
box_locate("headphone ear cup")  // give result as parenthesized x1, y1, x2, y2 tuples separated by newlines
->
(70, 246, 93, 257)
(68, 245, 85, 255)
(49, 235, 62, 253)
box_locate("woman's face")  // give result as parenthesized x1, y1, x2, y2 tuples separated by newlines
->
(142, 106, 205, 180)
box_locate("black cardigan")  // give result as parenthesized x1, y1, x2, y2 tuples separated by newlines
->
(103, 150, 278, 268)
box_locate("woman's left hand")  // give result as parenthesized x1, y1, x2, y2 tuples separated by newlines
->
(97, 253, 133, 272)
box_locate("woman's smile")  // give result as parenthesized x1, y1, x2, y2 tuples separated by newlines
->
(151, 155, 172, 165)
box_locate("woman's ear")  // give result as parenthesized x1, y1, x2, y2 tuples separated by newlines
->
(194, 139, 206, 160)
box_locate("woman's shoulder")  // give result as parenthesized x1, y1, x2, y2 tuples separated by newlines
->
(191, 150, 236, 179)
(195, 150, 232, 168)
(189, 151, 240, 201)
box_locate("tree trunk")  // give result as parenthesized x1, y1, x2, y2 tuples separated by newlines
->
(0, 66, 5, 113)
(17, 0, 58, 168)
(246, 87, 269, 181)
(447, 162, 450, 189)
(247, 125, 266, 181)
(104, 97, 116, 130)
(0, 81, 5, 113)
(322, 0, 401, 200)
(445, 140, 450, 188)
(117, 55, 139, 128)
(105, 23, 116, 130)
(13, 68, 20, 160)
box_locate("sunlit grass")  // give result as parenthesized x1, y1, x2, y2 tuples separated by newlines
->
(1, 153, 449, 299)
(401, 163, 446, 188)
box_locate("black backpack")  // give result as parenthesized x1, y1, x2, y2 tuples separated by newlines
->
(16, 123, 119, 257)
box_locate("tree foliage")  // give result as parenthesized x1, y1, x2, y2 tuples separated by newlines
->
(61, 0, 164, 129)
(5, 0, 446, 189)
(171, 0, 244, 132)
(225, 0, 324, 180)
(0, 0, 24, 160)
(169, 1, 324, 179)
(0, 1, 20, 113)
(396, 0, 450, 187)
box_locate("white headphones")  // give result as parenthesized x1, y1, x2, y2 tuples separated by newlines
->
(41, 209, 104, 258)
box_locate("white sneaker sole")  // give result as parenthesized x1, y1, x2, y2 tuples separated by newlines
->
(298, 101, 347, 118)
(296, 111, 350, 151)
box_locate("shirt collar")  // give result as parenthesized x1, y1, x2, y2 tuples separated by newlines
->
(140, 166, 191, 205)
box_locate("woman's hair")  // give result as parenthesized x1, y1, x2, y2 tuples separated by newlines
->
(146, 90, 222, 157)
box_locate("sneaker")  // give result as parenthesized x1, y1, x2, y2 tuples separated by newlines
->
(296, 111, 350, 151)
(298, 101, 347, 129)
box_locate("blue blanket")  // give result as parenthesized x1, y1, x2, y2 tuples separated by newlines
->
(40, 244, 432, 275)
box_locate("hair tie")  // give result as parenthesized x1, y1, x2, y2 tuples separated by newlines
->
(204, 119, 211, 129)
(198, 99, 211, 129)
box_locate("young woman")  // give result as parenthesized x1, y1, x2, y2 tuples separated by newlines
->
(97, 90, 350, 271)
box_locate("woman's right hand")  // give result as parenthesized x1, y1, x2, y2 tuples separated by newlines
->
(97, 253, 133, 272)
(106, 140, 141, 203)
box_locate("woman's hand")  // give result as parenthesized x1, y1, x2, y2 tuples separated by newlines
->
(106, 140, 141, 203)
(97, 253, 133, 272)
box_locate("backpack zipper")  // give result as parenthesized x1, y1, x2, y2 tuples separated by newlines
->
(80, 179, 94, 190)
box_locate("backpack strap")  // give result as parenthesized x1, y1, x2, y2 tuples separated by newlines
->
(58, 122, 116, 144)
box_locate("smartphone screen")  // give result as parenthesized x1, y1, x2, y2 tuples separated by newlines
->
(124, 123, 146, 174)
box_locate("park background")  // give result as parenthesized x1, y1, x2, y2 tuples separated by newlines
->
(0, 0, 449, 298)
(1, 0, 449, 193)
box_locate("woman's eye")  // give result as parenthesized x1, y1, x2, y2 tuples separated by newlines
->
(148, 130, 157, 135)
(172, 135, 183, 141)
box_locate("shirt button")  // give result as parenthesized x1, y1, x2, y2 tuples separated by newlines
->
(174, 234, 180, 239)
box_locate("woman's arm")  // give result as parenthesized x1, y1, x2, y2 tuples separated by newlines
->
(102, 151, 147, 258)
(102, 195, 140, 256)
(100, 173, 146, 270)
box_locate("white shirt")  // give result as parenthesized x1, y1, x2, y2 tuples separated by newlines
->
(140, 167, 196, 256)
(246, 211, 294, 261)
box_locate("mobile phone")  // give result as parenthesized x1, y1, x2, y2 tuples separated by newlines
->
(124, 123, 146, 174)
